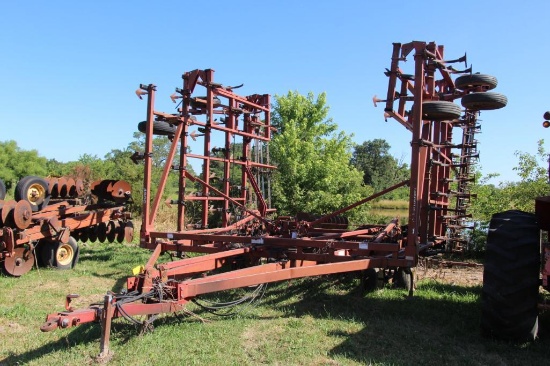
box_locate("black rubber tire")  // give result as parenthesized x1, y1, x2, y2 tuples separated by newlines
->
(0, 178, 6, 200)
(15, 176, 51, 212)
(481, 210, 540, 341)
(41, 237, 80, 270)
(393, 267, 413, 289)
(422, 101, 462, 121)
(455, 74, 497, 91)
(137, 120, 177, 136)
(461, 92, 507, 111)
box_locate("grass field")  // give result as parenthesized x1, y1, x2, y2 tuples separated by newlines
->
(2, 241, 550, 365)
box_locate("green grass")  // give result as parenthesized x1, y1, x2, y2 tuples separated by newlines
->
(370, 199, 409, 210)
(2, 242, 550, 365)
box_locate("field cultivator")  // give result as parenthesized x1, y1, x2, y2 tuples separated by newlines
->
(0, 176, 133, 276)
(41, 41, 506, 358)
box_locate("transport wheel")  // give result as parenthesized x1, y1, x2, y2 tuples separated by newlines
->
(361, 268, 378, 293)
(2, 246, 35, 276)
(41, 237, 80, 270)
(454, 74, 497, 91)
(481, 210, 540, 341)
(137, 121, 177, 136)
(461, 92, 507, 111)
(422, 101, 462, 121)
(15, 176, 50, 212)
(393, 267, 412, 289)
(0, 178, 6, 200)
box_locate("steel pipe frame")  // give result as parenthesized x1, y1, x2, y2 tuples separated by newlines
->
(41, 247, 394, 334)
(139, 69, 273, 242)
(382, 41, 481, 256)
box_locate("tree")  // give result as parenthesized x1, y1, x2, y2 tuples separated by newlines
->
(351, 139, 409, 195)
(270, 91, 371, 223)
(468, 140, 549, 251)
(0, 140, 48, 191)
(474, 140, 549, 216)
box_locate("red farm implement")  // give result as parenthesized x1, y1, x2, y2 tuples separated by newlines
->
(0, 176, 133, 276)
(41, 41, 506, 357)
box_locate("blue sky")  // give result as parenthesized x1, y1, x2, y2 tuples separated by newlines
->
(1, 1, 548, 183)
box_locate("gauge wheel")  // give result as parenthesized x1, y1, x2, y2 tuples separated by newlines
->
(455, 74, 497, 91)
(41, 237, 80, 270)
(422, 101, 462, 121)
(137, 121, 177, 136)
(393, 267, 413, 289)
(15, 176, 51, 212)
(461, 92, 508, 111)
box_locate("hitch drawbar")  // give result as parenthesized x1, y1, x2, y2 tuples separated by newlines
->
(40, 307, 101, 332)
(40, 294, 102, 332)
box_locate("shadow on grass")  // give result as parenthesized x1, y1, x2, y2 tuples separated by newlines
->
(0, 324, 103, 365)
(6, 273, 550, 365)
(259, 276, 550, 365)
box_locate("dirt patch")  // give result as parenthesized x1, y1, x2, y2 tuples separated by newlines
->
(0, 320, 25, 334)
(414, 258, 483, 287)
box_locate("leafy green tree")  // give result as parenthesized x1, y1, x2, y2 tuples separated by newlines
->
(0, 140, 48, 192)
(270, 91, 371, 223)
(468, 140, 550, 252)
(351, 139, 410, 195)
(45, 159, 71, 177)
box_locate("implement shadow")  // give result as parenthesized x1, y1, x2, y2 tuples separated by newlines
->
(0, 324, 102, 365)
(260, 276, 550, 365)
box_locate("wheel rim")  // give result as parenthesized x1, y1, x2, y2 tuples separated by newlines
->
(26, 182, 47, 206)
(56, 243, 74, 266)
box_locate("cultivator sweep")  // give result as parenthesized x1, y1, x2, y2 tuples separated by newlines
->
(0, 176, 133, 276)
(41, 41, 506, 358)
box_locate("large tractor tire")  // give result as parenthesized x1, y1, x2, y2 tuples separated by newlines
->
(15, 176, 50, 212)
(481, 210, 540, 341)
